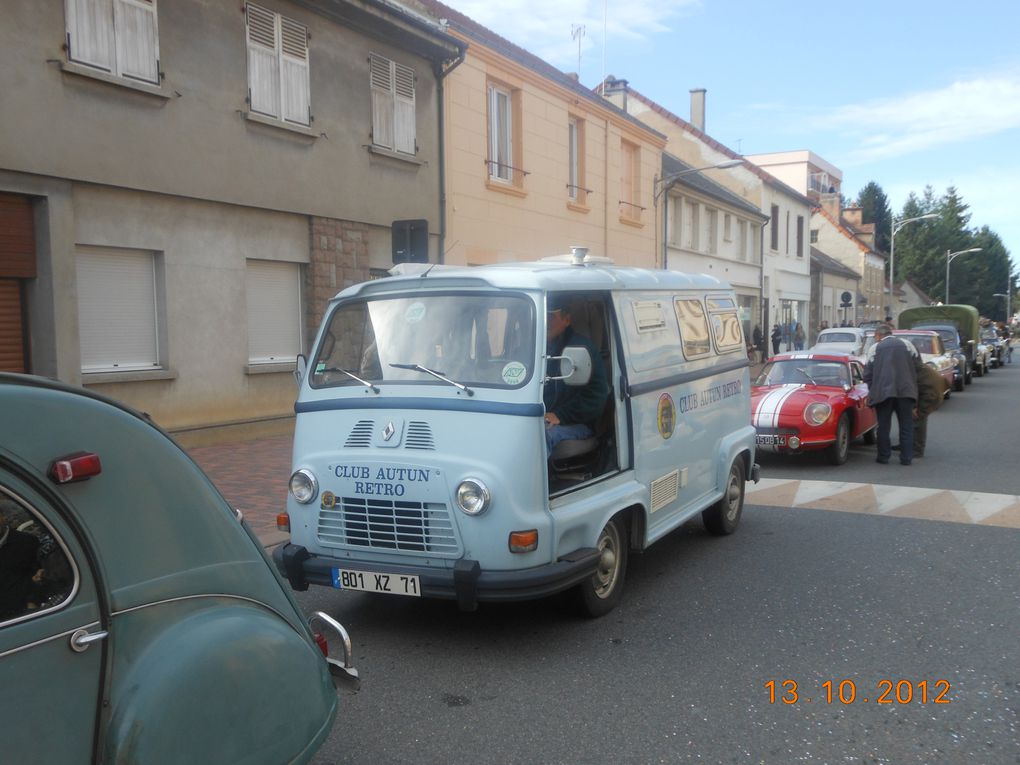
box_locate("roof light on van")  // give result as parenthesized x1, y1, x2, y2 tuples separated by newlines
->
(48, 452, 102, 484)
(289, 469, 319, 504)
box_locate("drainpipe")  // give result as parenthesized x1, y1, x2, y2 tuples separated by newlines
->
(435, 46, 466, 264)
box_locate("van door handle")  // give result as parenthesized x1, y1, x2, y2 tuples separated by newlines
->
(70, 628, 108, 653)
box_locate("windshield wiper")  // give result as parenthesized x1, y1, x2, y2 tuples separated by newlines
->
(795, 367, 819, 385)
(390, 363, 474, 396)
(324, 367, 379, 393)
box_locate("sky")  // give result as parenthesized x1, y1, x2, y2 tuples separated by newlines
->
(440, 0, 1020, 272)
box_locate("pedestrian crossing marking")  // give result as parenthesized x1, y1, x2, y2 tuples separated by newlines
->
(747, 479, 1020, 529)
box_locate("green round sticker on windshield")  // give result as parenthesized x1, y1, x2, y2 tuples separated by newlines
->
(405, 302, 427, 323)
(501, 362, 527, 385)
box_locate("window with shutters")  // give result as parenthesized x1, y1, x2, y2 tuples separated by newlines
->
(246, 260, 302, 365)
(369, 53, 416, 155)
(619, 140, 642, 223)
(64, 0, 161, 85)
(682, 200, 699, 251)
(76, 247, 162, 373)
(487, 82, 515, 184)
(769, 204, 779, 251)
(567, 117, 587, 206)
(245, 3, 311, 127)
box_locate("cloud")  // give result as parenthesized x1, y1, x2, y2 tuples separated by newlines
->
(442, 0, 700, 69)
(812, 74, 1020, 164)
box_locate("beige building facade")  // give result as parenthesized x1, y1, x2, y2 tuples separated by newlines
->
(812, 207, 887, 323)
(414, 0, 666, 267)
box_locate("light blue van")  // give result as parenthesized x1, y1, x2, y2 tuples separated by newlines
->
(275, 250, 758, 616)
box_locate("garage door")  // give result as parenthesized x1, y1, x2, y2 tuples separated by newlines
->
(0, 280, 26, 372)
(0, 193, 35, 373)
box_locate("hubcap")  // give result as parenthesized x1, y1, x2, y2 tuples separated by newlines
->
(725, 471, 741, 521)
(593, 524, 621, 599)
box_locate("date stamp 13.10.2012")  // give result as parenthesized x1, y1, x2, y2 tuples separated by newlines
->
(764, 678, 952, 706)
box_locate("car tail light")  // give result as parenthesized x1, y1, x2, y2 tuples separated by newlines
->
(276, 513, 291, 532)
(313, 631, 329, 657)
(48, 452, 102, 484)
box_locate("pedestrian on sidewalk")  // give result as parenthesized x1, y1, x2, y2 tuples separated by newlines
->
(770, 324, 781, 357)
(864, 323, 922, 465)
(793, 323, 805, 350)
(752, 325, 763, 363)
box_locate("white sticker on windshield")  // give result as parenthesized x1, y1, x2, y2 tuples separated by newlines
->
(501, 362, 527, 385)
(405, 302, 427, 323)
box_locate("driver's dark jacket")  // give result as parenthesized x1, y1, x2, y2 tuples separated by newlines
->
(544, 327, 609, 427)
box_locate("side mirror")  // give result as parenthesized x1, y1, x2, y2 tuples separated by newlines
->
(295, 354, 307, 385)
(560, 345, 593, 386)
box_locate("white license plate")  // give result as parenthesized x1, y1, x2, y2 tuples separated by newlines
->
(331, 568, 421, 597)
(756, 434, 787, 446)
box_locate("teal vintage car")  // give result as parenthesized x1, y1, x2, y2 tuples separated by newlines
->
(0, 374, 355, 764)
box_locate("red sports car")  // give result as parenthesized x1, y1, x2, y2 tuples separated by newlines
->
(751, 352, 877, 465)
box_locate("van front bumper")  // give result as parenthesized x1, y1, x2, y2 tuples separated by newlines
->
(273, 543, 601, 612)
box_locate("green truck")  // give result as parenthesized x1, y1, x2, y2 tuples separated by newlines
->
(898, 304, 984, 387)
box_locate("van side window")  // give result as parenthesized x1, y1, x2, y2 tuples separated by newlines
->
(710, 310, 744, 352)
(0, 490, 76, 624)
(674, 299, 711, 358)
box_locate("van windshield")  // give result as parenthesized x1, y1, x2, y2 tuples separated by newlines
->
(309, 293, 535, 389)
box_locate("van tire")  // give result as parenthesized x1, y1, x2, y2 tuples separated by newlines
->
(702, 459, 745, 536)
(575, 514, 628, 618)
(828, 415, 850, 465)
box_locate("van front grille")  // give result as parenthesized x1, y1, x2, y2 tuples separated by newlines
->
(344, 420, 374, 448)
(317, 498, 459, 555)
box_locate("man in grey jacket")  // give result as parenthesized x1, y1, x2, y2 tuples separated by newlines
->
(863, 324, 922, 465)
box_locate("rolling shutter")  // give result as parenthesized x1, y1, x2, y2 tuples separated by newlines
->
(76, 248, 158, 372)
(0, 280, 26, 373)
(246, 260, 301, 363)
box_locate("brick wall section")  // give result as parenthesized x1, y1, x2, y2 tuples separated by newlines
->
(306, 216, 370, 342)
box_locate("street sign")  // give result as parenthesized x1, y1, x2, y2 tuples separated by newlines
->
(841, 291, 853, 304)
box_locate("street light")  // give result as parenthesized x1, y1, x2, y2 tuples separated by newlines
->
(889, 213, 937, 319)
(944, 247, 983, 304)
(994, 292, 1011, 324)
(654, 158, 744, 202)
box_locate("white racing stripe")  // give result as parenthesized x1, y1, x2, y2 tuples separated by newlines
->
(752, 384, 804, 430)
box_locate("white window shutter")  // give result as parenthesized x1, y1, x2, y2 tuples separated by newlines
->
(246, 3, 280, 118)
(370, 53, 394, 150)
(279, 16, 310, 125)
(246, 260, 301, 363)
(66, 0, 115, 72)
(113, 0, 159, 83)
(76, 248, 158, 372)
(393, 63, 416, 154)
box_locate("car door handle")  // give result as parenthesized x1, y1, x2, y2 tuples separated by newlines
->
(70, 628, 109, 653)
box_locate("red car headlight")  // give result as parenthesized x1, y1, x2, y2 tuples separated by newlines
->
(804, 402, 832, 426)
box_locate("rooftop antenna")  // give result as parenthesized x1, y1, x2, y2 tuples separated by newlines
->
(571, 24, 585, 78)
(601, 0, 607, 93)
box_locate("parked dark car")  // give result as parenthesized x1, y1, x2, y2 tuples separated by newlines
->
(981, 326, 1005, 367)
(0, 374, 356, 764)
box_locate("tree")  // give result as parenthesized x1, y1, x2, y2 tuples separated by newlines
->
(855, 182, 892, 255)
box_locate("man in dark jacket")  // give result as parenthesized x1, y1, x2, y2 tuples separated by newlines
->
(864, 324, 922, 465)
(544, 299, 609, 455)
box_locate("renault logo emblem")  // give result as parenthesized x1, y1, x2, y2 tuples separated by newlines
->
(382, 421, 396, 441)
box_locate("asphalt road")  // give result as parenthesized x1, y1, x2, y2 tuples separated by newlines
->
(298, 362, 1019, 765)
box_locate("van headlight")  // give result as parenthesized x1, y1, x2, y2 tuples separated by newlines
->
(289, 469, 319, 504)
(456, 478, 491, 516)
(804, 402, 832, 426)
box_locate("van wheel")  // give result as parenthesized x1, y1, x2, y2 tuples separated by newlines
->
(828, 414, 850, 465)
(575, 514, 628, 617)
(702, 459, 745, 536)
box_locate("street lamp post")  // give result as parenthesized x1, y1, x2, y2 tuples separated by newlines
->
(994, 291, 1011, 324)
(944, 247, 983, 304)
(889, 213, 937, 320)
(656, 158, 745, 269)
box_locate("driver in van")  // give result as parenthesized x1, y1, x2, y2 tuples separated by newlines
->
(543, 298, 609, 455)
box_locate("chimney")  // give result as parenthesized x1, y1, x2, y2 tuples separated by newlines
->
(602, 75, 629, 112)
(820, 192, 841, 222)
(690, 88, 706, 132)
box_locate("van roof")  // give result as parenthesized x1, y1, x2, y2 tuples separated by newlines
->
(339, 260, 733, 301)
